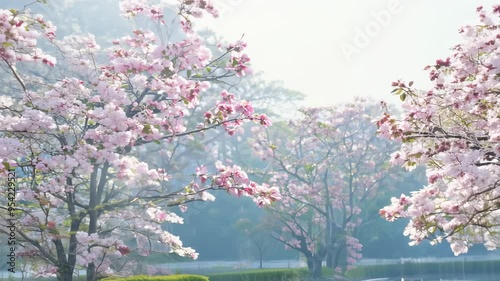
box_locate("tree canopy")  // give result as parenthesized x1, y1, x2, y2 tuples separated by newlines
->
(0, 1, 280, 281)
(254, 98, 398, 278)
(377, 5, 500, 256)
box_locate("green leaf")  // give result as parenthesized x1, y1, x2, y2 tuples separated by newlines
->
(410, 152, 423, 158)
(187, 69, 192, 78)
(304, 164, 315, 173)
(400, 93, 406, 101)
(404, 161, 416, 168)
(2, 162, 14, 171)
(142, 124, 152, 134)
(184, 185, 194, 194)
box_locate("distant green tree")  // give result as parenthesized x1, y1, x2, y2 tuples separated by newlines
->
(235, 215, 279, 268)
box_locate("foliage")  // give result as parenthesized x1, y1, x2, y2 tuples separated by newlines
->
(103, 274, 208, 281)
(0, 1, 280, 281)
(204, 268, 306, 281)
(253, 98, 399, 278)
(377, 5, 500, 255)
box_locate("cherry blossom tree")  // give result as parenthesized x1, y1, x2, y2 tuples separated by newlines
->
(253, 98, 397, 279)
(0, 1, 280, 281)
(377, 5, 500, 256)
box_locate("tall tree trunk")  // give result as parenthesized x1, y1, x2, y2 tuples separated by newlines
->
(306, 254, 323, 279)
(256, 241, 265, 269)
(326, 250, 334, 268)
(326, 245, 342, 269)
(58, 268, 73, 281)
(326, 225, 346, 268)
(65, 178, 83, 281)
(259, 251, 263, 269)
(86, 163, 109, 281)
(326, 244, 341, 268)
(87, 263, 97, 281)
(53, 238, 71, 281)
(329, 238, 347, 270)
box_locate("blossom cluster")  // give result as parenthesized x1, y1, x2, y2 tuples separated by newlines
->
(377, 5, 500, 255)
(0, 8, 56, 65)
(0, 0, 279, 278)
(257, 99, 396, 273)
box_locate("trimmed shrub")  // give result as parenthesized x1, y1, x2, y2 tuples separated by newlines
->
(102, 274, 209, 281)
(205, 268, 307, 281)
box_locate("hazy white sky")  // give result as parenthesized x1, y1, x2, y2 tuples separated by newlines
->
(197, 0, 499, 107)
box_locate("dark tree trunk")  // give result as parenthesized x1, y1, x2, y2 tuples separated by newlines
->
(326, 225, 346, 268)
(259, 251, 263, 269)
(53, 238, 73, 281)
(326, 244, 341, 268)
(255, 239, 267, 269)
(87, 263, 97, 281)
(306, 254, 323, 279)
(326, 246, 342, 269)
(58, 268, 73, 281)
(86, 163, 109, 281)
(326, 251, 334, 268)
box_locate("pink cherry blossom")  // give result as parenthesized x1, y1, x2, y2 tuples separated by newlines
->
(257, 98, 398, 278)
(0, 1, 277, 280)
(377, 5, 500, 256)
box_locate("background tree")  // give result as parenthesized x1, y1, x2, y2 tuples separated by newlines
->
(0, 1, 280, 281)
(253, 98, 398, 278)
(377, 5, 500, 256)
(234, 215, 279, 268)
(136, 30, 304, 263)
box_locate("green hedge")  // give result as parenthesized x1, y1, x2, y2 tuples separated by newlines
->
(345, 260, 500, 280)
(204, 268, 308, 281)
(102, 274, 209, 281)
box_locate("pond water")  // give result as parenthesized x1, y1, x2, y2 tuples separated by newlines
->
(363, 274, 499, 281)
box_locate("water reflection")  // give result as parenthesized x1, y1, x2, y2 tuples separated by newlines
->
(362, 274, 499, 281)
